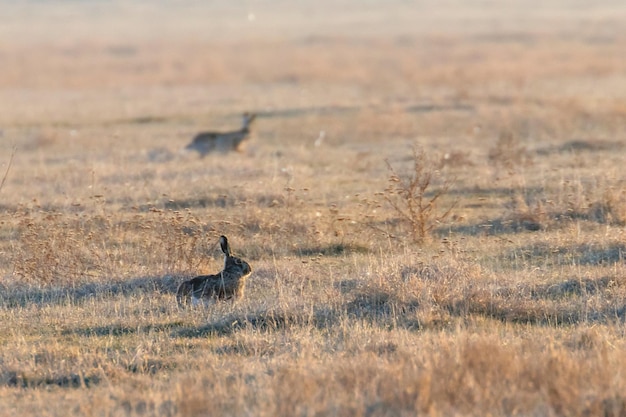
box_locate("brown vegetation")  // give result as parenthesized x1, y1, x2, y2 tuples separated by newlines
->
(1, 1, 626, 416)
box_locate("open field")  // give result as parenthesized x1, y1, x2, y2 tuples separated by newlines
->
(1, 1, 626, 415)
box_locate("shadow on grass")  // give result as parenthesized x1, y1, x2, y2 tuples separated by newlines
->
(344, 289, 392, 316)
(533, 276, 618, 298)
(172, 307, 339, 338)
(62, 321, 185, 337)
(173, 274, 624, 337)
(404, 103, 474, 113)
(441, 210, 625, 238)
(124, 190, 291, 212)
(1, 370, 101, 389)
(257, 104, 362, 118)
(1, 361, 169, 388)
(173, 287, 422, 339)
(444, 274, 626, 326)
(438, 217, 543, 237)
(437, 185, 544, 200)
(345, 289, 420, 329)
(503, 243, 626, 269)
(255, 102, 474, 119)
(536, 139, 624, 156)
(0, 275, 181, 309)
(295, 243, 370, 257)
(447, 299, 626, 326)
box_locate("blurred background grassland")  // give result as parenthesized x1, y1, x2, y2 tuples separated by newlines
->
(1, 1, 626, 416)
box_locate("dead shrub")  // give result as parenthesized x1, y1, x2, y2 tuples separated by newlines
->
(383, 146, 457, 244)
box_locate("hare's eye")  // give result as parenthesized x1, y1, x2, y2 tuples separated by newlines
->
(234, 259, 241, 264)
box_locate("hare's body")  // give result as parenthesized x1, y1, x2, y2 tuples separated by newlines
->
(176, 236, 252, 307)
(186, 113, 256, 157)
(177, 271, 247, 304)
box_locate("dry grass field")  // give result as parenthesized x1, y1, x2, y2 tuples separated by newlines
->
(1, 1, 626, 415)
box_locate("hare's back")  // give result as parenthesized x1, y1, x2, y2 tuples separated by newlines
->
(187, 273, 220, 288)
(192, 132, 219, 144)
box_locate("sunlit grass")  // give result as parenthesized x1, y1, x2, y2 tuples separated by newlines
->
(1, 2, 626, 416)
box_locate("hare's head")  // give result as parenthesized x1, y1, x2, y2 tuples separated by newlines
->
(220, 235, 252, 277)
(242, 113, 256, 129)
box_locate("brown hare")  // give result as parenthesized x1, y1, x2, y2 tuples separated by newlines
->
(176, 235, 252, 307)
(185, 113, 256, 157)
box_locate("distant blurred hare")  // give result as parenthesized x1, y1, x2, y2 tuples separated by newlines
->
(176, 235, 252, 307)
(185, 113, 256, 157)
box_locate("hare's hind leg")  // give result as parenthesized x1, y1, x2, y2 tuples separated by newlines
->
(191, 295, 202, 307)
(176, 281, 193, 308)
(191, 296, 216, 308)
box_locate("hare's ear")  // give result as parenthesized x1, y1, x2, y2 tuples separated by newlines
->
(244, 113, 256, 124)
(219, 236, 231, 256)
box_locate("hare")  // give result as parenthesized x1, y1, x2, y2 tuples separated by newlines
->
(176, 236, 252, 307)
(185, 113, 256, 157)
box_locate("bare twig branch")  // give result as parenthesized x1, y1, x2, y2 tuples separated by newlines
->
(0, 146, 16, 194)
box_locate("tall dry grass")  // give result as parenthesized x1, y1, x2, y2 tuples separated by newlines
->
(1, 1, 626, 416)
